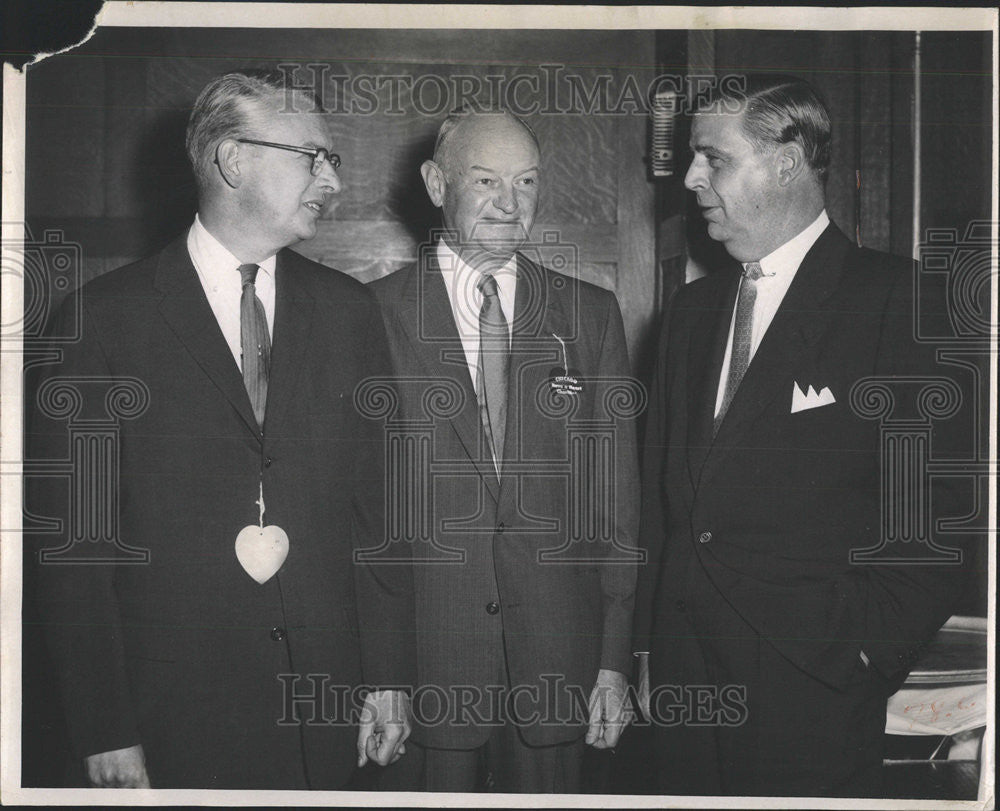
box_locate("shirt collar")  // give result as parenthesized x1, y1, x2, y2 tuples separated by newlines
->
(436, 239, 517, 311)
(190, 214, 277, 278)
(749, 209, 830, 279)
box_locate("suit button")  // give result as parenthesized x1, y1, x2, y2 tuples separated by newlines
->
(675, 599, 686, 612)
(270, 627, 286, 641)
(486, 601, 500, 615)
(496, 522, 505, 533)
(698, 531, 712, 544)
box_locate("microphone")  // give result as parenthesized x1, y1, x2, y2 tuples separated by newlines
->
(651, 88, 678, 177)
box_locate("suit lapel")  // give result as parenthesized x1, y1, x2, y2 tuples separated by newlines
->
(264, 250, 315, 434)
(703, 225, 852, 476)
(498, 254, 562, 501)
(154, 235, 261, 439)
(508, 252, 551, 342)
(395, 255, 500, 502)
(686, 266, 740, 487)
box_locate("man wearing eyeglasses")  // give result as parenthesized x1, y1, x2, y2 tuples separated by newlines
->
(26, 70, 413, 789)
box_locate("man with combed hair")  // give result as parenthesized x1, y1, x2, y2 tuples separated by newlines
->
(370, 107, 640, 792)
(26, 70, 412, 789)
(634, 75, 974, 796)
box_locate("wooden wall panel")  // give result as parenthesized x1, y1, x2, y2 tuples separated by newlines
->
(707, 30, 990, 259)
(25, 55, 107, 219)
(615, 106, 657, 359)
(532, 103, 619, 226)
(22, 26, 992, 359)
(889, 35, 917, 259)
(857, 33, 894, 252)
(713, 30, 862, 242)
(920, 32, 993, 241)
(92, 29, 660, 355)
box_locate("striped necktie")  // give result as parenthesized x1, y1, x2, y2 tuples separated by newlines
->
(714, 261, 763, 435)
(476, 272, 509, 478)
(238, 263, 270, 430)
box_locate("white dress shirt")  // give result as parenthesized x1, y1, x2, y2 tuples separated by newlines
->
(436, 239, 517, 390)
(713, 210, 830, 417)
(187, 215, 276, 372)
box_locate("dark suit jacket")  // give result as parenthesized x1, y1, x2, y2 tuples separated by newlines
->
(370, 251, 640, 749)
(635, 223, 973, 695)
(25, 234, 414, 789)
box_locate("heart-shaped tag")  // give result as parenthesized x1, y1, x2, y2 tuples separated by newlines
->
(235, 524, 289, 584)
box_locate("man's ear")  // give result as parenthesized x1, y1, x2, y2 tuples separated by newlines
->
(215, 139, 244, 189)
(777, 142, 807, 187)
(420, 160, 446, 208)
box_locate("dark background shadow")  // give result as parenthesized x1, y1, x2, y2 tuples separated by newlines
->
(387, 130, 440, 248)
(133, 107, 200, 256)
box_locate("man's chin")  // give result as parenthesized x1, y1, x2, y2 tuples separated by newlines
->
(705, 221, 726, 241)
(293, 222, 318, 244)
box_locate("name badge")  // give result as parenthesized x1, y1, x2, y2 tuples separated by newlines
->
(550, 369, 583, 396)
(549, 332, 582, 395)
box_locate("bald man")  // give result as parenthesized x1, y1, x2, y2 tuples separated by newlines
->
(369, 108, 640, 792)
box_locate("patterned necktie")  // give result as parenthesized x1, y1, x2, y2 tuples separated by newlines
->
(238, 263, 270, 430)
(476, 272, 510, 479)
(714, 261, 763, 435)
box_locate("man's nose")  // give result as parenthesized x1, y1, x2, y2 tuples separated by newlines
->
(316, 159, 342, 194)
(492, 182, 518, 214)
(684, 157, 706, 191)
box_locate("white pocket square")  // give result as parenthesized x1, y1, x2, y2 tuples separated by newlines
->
(791, 382, 836, 413)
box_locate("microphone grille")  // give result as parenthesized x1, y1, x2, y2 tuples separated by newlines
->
(651, 89, 678, 177)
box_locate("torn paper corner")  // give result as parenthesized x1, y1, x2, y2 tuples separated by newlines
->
(9, 0, 106, 72)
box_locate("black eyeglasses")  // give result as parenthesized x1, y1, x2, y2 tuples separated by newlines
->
(237, 139, 341, 175)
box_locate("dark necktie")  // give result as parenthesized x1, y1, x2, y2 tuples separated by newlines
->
(476, 272, 510, 478)
(714, 261, 763, 435)
(238, 263, 270, 429)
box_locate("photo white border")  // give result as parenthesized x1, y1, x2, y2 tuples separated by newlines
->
(2, 3, 996, 808)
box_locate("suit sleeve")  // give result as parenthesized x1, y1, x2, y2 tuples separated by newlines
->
(631, 301, 678, 655)
(592, 292, 640, 675)
(350, 298, 417, 691)
(851, 258, 978, 684)
(24, 292, 141, 759)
